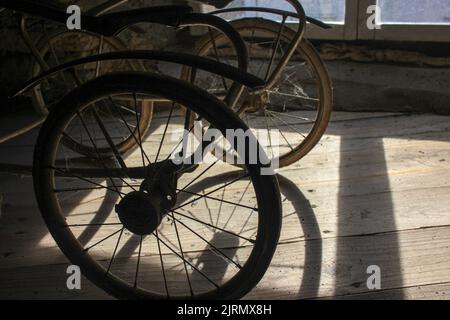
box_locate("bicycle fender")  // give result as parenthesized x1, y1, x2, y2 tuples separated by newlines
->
(307, 16, 332, 29)
(13, 50, 266, 97)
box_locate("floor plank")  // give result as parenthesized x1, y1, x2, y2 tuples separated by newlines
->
(0, 111, 449, 299)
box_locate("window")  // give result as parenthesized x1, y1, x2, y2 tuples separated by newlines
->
(360, 0, 450, 41)
(377, 0, 450, 24)
(219, 0, 346, 23)
(197, 0, 450, 41)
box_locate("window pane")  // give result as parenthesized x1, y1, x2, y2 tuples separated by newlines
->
(377, 0, 450, 24)
(211, 0, 346, 23)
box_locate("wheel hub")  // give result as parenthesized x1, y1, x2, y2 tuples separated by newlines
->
(240, 89, 270, 114)
(115, 160, 182, 236)
(115, 191, 162, 236)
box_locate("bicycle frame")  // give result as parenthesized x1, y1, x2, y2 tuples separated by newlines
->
(209, 0, 312, 92)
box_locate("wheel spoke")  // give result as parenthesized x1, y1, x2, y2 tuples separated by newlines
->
(51, 166, 126, 196)
(112, 97, 152, 165)
(74, 111, 125, 197)
(133, 235, 143, 288)
(169, 213, 242, 270)
(84, 228, 124, 252)
(177, 159, 220, 195)
(264, 110, 308, 139)
(267, 90, 319, 102)
(67, 223, 122, 228)
(174, 210, 256, 244)
(133, 92, 147, 168)
(265, 111, 295, 152)
(223, 181, 252, 230)
(208, 27, 229, 92)
(177, 189, 257, 211)
(264, 15, 287, 81)
(173, 173, 249, 211)
(155, 102, 175, 162)
(171, 214, 194, 296)
(153, 232, 220, 289)
(155, 229, 170, 298)
(106, 227, 125, 275)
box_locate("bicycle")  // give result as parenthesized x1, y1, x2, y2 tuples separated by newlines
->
(1, 0, 283, 299)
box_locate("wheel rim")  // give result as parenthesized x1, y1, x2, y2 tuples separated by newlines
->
(34, 80, 280, 299)
(188, 19, 332, 167)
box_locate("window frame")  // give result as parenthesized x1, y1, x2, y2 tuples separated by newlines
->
(358, 0, 450, 42)
(194, 0, 450, 42)
(305, 0, 358, 40)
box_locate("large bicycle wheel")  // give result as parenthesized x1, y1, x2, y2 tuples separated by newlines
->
(31, 30, 153, 157)
(33, 72, 282, 300)
(183, 18, 333, 168)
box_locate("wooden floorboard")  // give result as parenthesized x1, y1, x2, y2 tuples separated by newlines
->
(0, 111, 449, 299)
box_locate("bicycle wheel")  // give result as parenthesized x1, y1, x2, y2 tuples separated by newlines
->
(183, 18, 333, 168)
(33, 72, 282, 300)
(31, 30, 153, 157)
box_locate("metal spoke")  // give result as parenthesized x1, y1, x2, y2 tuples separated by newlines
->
(67, 223, 122, 228)
(84, 228, 124, 252)
(51, 166, 126, 196)
(208, 27, 229, 92)
(173, 173, 249, 211)
(153, 232, 220, 289)
(174, 210, 256, 244)
(113, 98, 152, 165)
(105, 227, 124, 275)
(264, 110, 308, 139)
(134, 236, 143, 288)
(155, 103, 175, 162)
(267, 90, 319, 102)
(177, 189, 257, 211)
(155, 229, 170, 298)
(263, 111, 274, 159)
(169, 213, 242, 270)
(265, 111, 295, 152)
(91, 107, 128, 171)
(55, 186, 114, 193)
(177, 159, 220, 195)
(133, 92, 147, 168)
(171, 214, 194, 296)
(264, 15, 287, 81)
(223, 181, 252, 230)
(74, 111, 125, 197)
(95, 36, 104, 77)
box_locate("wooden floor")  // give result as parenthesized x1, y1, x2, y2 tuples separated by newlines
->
(0, 111, 449, 300)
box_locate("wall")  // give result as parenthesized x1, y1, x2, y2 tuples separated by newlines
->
(1, 1, 449, 115)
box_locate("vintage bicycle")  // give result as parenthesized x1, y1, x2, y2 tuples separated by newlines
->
(0, 0, 285, 300)
(0, 0, 331, 300)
